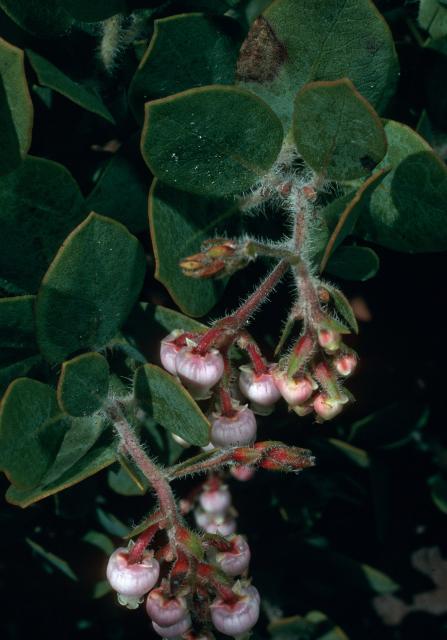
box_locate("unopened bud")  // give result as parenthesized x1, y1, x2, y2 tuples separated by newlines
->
(273, 369, 316, 406)
(287, 334, 314, 377)
(334, 353, 357, 377)
(313, 393, 348, 421)
(180, 238, 249, 279)
(318, 328, 341, 353)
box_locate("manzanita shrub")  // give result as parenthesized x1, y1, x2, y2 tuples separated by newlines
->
(1, 1, 447, 638)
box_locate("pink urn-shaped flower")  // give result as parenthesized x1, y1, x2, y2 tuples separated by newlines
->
(106, 547, 160, 605)
(210, 406, 257, 447)
(238, 365, 281, 415)
(176, 347, 224, 398)
(215, 535, 251, 577)
(210, 585, 260, 636)
(152, 613, 192, 638)
(199, 485, 232, 514)
(146, 587, 188, 626)
(160, 330, 184, 375)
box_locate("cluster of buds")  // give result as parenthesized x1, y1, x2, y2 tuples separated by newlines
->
(179, 238, 251, 279)
(106, 515, 259, 637)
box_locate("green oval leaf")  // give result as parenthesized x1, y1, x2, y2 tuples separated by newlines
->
(36, 213, 146, 364)
(0, 156, 86, 294)
(26, 50, 115, 124)
(419, 0, 447, 39)
(319, 169, 389, 272)
(293, 79, 387, 181)
(237, 0, 398, 126)
(57, 353, 110, 417)
(134, 364, 210, 446)
(141, 85, 283, 196)
(5, 433, 116, 507)
(0, 37, 33, 176)
(129, 13, 242, 119)
(86, 139, 149, 233)
(0, 378, 65, 489)
(0, 0, 73, 37)
(150, 180, 241, 316)
(326, 245, 379, 281)
(357, 120, 447, 252)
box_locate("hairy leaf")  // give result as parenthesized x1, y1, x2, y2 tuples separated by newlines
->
(36, 213, 146, 363)
(134, 364, 210, 446)
(326, 246, 379, 281)
(141, 85, 283, 196)
(57, 353, 110, 416)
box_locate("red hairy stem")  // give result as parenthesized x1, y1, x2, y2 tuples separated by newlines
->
(106, 403, 178, 521)
(128, 523, 159, 565)
(196, 260, 289, 354)
(219, 386, 235, 417)
(237, 332, 268, 375)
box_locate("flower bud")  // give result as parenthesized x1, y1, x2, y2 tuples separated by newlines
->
(313, 393, 348, 421)
(211, 585, 260, 636)
(334, 353, 357, 377)
(152, 613, 192, 638)
(273, 369, 316, 406)
(215, 535, 251, 577)
(230, 465, 256, 482)
(210, 406, 257, 447)
(106, 547, 160, 599)
(317, 328, 341, 353)
(199, 486, 231, 515)
(176, 348, 224, 399)
(146, 588, 188, 626)
(160, 330, 184, 375)
(239, 366, 281, 415)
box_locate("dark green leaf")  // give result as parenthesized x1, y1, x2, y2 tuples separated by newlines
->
(82, 531, 114, 555)
(430, 473, 447, 514)
(129, 13, 242, 119)
(6, 434, 117, 507)
(134, 364, 210, 446)
(57, 353, 110, 417)
(41, 415, 106, 485)
(60, 0, 126, 22)
(96, 507, 129, 537)
(0, 0, 73, 37)
(319, 170, 389, 272)
(86, 139, 150, 233)
(26, 538, 78, 581)
(237, 0, 398, 126)
(419, 0, 447, 38)
(349, 404, 429, 450)
(27, 50, 115, 123)
(36, 213, 146, 364)
(108, 464, 147, 496)
(141, 85, 283, 196)
(357, 120, 447, 252)
(0, 378, 65, 489)
(0, 37, 33, 176)
(327, 438, 369, 468)
(293, 79, 387, 181)
(0, 156, 86, 294)
(150, 180, 241, 316)
(0, 295, 42, 395)
(319, 285, 358, 334)
(326, 246, 379, 281)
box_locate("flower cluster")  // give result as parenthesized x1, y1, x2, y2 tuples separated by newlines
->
(106, 518, 259, 638)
